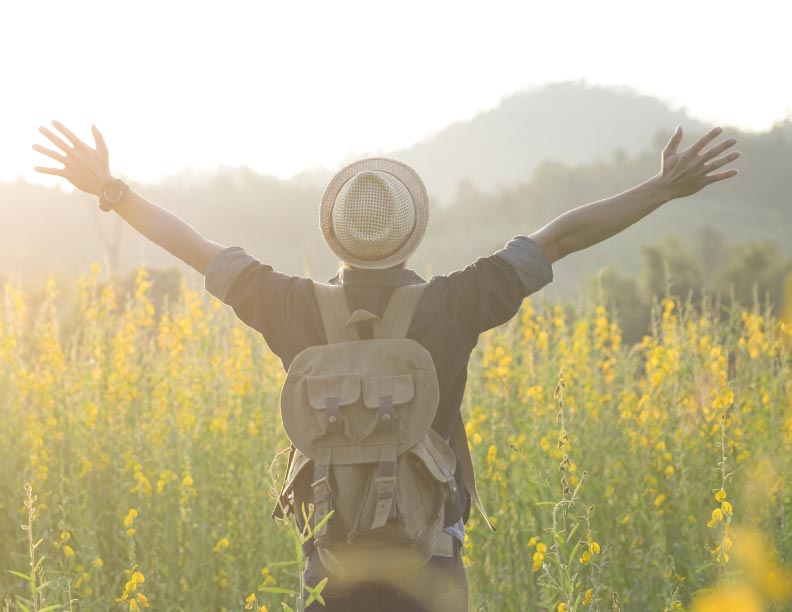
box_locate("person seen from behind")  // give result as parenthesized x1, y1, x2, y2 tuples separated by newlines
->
(33, 121, 739, 611)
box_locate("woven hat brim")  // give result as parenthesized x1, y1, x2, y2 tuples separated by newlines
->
(320, 158, 429, 270)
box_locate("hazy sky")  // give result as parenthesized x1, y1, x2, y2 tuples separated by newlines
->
(2, 0, 790, 186)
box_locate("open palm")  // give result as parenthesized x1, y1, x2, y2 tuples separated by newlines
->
(658, 126, 740, 198)
(33, 121, 113, 196)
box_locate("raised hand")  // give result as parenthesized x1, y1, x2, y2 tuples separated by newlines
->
(33, 121, 114, 195)
(657, 126, 740, 199)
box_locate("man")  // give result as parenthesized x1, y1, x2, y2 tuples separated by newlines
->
(33, 121, 739, 611)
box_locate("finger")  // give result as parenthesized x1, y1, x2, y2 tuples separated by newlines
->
(703, 151, 741, 173)
(39, 126, 73, 153)
(702, 168, 739, 185)
(663, 126, 684, 157)
(32, 143, 68, 165)
(688, 126, 724, 155)
(52, 120, 89, 150)
(34, 166, 70, 177)
(699, 137, 737, 163)
(92, 124, 109, 156)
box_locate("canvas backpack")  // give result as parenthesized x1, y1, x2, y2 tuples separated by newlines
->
(274, 281, 492, 583)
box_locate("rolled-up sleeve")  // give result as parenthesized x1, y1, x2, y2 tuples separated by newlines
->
(436, 235, 554, 346)
(205, 247, 262, 302)
(493, 236, 554, 297)
(203, 246, 313, 361)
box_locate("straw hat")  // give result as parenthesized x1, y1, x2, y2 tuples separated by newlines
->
(320, 158, 429, 269)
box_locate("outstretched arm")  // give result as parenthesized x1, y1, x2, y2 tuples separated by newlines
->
(33, 121, 225, 274)
(528, 126, 740, 264)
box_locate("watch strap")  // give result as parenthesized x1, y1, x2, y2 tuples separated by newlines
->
(99, 178, 130, 212)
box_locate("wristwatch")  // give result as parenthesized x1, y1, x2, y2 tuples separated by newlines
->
(99, 178, 130, 212)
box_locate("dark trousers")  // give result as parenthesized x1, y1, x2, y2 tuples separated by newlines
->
(304, 541, 468, 612)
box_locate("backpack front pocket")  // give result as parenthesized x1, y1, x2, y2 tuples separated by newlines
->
(306, 373, 360, 446)
(357, 374, 414, 445)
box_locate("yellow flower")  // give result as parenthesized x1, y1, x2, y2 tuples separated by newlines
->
(715, 489, 727, 502)
(245, 593, 256, 610)
(583, 588, 593, 605)
(536, 542, 547, 554)
(213, 537, 230, 553)
(124, 508, 138, 528)
(558, 604, 568, 612)
(527, 537, 537, 547)
(136, 593, 149, 608)
(580, 550, 591, 564)
(707, 508, 724, 528)
(532, 551, 544, 572)
(722, 501, 733, 516)
(589, 541, 601, 555)
(691, 584, 762, 612)
(654, 494, 666, 507)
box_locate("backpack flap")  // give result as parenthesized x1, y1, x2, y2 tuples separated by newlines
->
(282, 339, 438, 463)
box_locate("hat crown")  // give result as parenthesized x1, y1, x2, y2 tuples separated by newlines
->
(320, 158, 429, 270)
(331, 170, 416, 262)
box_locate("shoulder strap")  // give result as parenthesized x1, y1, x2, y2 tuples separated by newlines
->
(382, 283, 428, 339)
(313, 283, 358, 344)
(453, 416, 496, 531)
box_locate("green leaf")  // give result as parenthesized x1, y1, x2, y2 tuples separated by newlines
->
(260, 586, 299, 595)
(39, 605, 64, 612)
(269, 560, 300, 568)
(567, 542, 581, 567)
(303, 510, 335, 542)
(8, 570, 32, 581)
(305, 577, 328, 606)
(33, 555, 47, 571)
(568, 520, 581, 542)
(36, 580, 52, 592)
(15, 600, 32, 612)
(280, 603, 294, 612)
(534, 501, 556, 506)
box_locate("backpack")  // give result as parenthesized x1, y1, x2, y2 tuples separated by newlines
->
(274, 281, 492, 583)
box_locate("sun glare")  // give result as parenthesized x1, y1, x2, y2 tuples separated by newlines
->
(1, 0, 790, 185)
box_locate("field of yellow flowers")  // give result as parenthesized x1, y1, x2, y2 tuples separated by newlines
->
(1, 265, 791, 611)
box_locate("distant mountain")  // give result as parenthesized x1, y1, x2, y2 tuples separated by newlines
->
(376, 81, 705, 205)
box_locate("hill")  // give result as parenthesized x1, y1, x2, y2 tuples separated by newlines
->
(378, 81, 705, 205)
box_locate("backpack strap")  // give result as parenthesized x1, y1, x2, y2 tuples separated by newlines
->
(313, 283, 358, 344)
(453, 416, 496, 531)
(311, 446, 334, 537)
(370, 444, 398, 530)
(382, 283, 428, 339)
